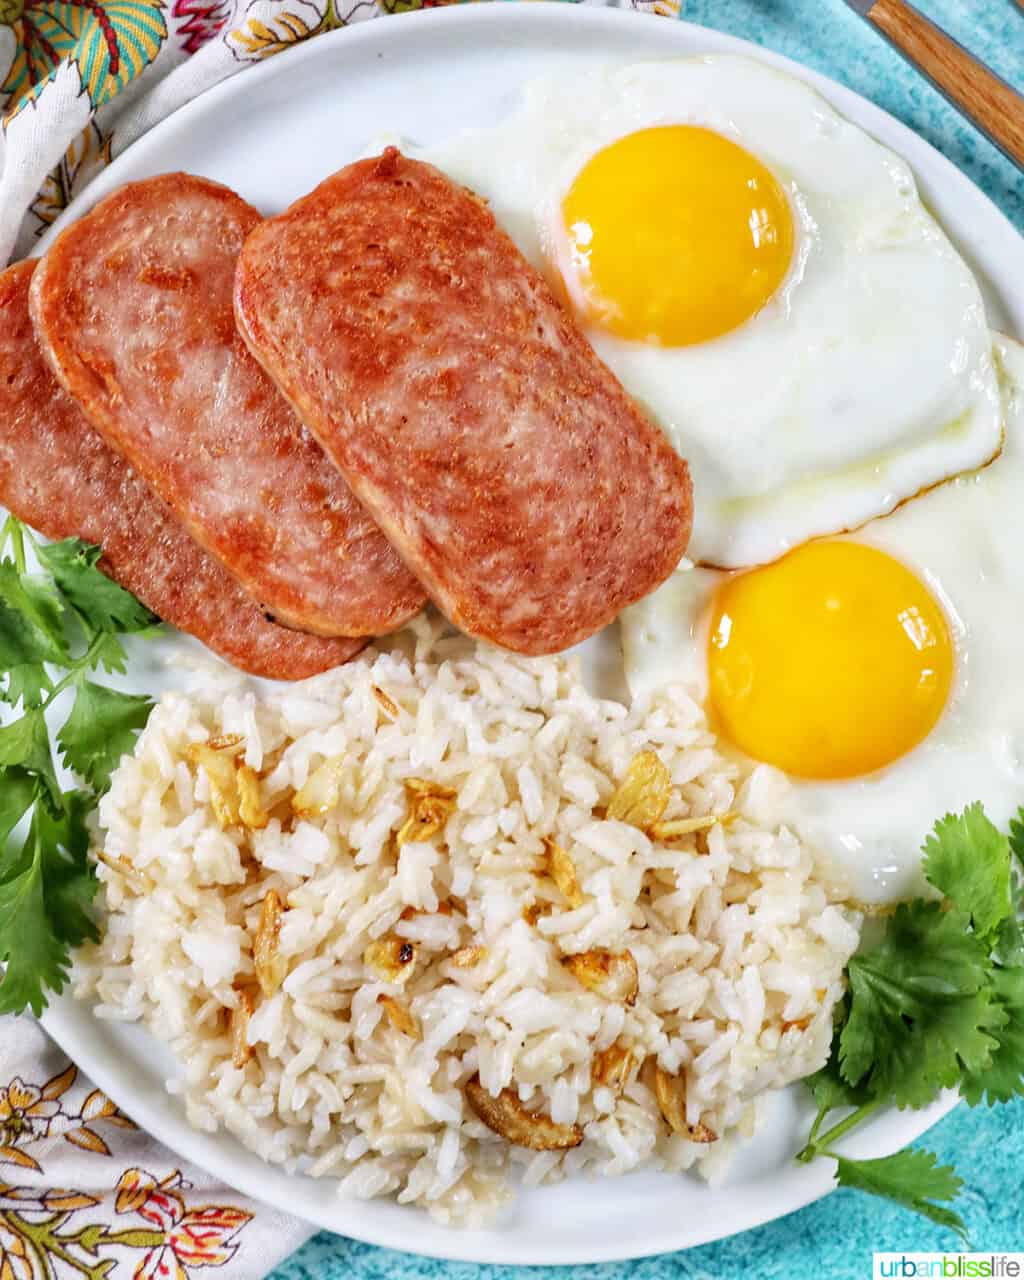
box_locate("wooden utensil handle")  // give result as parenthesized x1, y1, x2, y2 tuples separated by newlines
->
(866, 0, 1024, 169)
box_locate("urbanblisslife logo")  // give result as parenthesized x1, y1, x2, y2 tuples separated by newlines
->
(874, 1256, 1024, 1278)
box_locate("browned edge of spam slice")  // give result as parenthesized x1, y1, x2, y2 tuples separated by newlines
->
(235, 149, 693, 655)
(0, 260, 365, 682)
(28, 171, 426, 640)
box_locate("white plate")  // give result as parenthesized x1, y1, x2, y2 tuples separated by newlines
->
(36, 3, 1024, 1264)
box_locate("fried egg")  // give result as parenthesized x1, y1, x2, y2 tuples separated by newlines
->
(621, 334, 1024, 903)
(418, 58, 1002, 568)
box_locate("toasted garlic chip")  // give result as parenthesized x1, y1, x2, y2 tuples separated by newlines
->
(188, 738, 268, 831)
(238, 765, 269, 829)
(465, 1075, 583, 1151)
(189, 742, 242, 829)
(606, 751, 671, 829)
(231, 987, 257, 1069)
(95, 848, 143, 884)
(292, 755, 346, 819)
(563, 949, 639, 1005)
(401, 899, 455, 922)
(649, 813, 734, 841)
(450, 945, 488, 969)
(373, 685, 400, 719)
(377, 993, 420, 1038)
(396, 778, 457, 849)
(254, 890, 288, 997)
(652, 1064, 686, 1133)
(404, 778, 457, 798)
(653, 1066, 718, 1143)
(592, 1043, 638, 1095)
(543, 837, 583, 909)
(781, 1015, 814, 1033)
(364, 935, 418, 984)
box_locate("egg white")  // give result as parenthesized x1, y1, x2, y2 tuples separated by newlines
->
(622, 334, 1024, 903)
(417, 57, 1002, 570)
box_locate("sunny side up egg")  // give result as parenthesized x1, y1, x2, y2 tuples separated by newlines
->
(622, 335, 1024, 905)
(418, 57, 1002, 569)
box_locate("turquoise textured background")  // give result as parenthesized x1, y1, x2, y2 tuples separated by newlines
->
(274, 2, 1024, 1275)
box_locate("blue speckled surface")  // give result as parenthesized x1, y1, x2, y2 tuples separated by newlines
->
(273, 3, 1024, 1275)
(274, 1101, 1024, 1279)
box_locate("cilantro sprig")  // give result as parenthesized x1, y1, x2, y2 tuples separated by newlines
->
(798, 802, 1024, 1241)
(0, 516, 159, 1015)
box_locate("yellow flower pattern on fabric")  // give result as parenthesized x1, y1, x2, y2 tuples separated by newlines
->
(0, 1059, 255, 1279)
(0, 0, 166, 118)
(0, 1077, 62, 1145)
(0, 1218, 33, 1280)
(226, 0, 324, 62)
(0, 1064, 78, 1172)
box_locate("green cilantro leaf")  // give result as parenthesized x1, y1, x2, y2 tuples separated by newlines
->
(36, 540, 157, 636)
(86, 631, 131, 677)
(0, 519, 159, 1015)
(58, 681, 153, 794)
(0, 711, 59, 803)
(993, 876, 1024, 969)
(993, 808, 1024, 968)
(808, 1066, 867, 1117)
(4, 663, 53, 710)
(840, 900, 998, 1103)
(807, 1071, 868, 1115)
(0, 602, 42, 672)
(806, 1017, 874, 1115)
(960, 965, 1024, 1106)
(0, 768, 37, 851)
(0, 796, 97, 1017)
(0, 854, 76, 1016)
(0, 563, 69, 663)
(0, 600, 60, 698)
(881, 988, 1005, 1109)
(923, 804, 1012, 938)
(32, 793, 96, 947)
(800, 802, 1024, 1239)
(834, 1150, 966, 1241)
(1009, 809, 1024, 872)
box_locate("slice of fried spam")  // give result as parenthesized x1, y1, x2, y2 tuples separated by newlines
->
(235, 150, 693, 655)
(29, 172, 426, 639)
(0, 260, 364, 681)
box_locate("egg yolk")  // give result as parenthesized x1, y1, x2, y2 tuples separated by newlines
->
(707, 541, 953, 780)
(559, 125, 794, 347)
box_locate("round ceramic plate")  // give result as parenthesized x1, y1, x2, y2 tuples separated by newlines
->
(37, 2, 1024, 1264)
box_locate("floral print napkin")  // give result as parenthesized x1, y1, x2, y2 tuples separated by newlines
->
(1, 1020, 305, 1278)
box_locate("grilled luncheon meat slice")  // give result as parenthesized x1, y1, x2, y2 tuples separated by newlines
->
(0, 261, 365, 681)
(29, 172, 426, 640)
(235, 149, 693, 656)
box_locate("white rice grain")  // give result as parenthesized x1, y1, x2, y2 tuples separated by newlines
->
(75, 613, 858, 1225)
